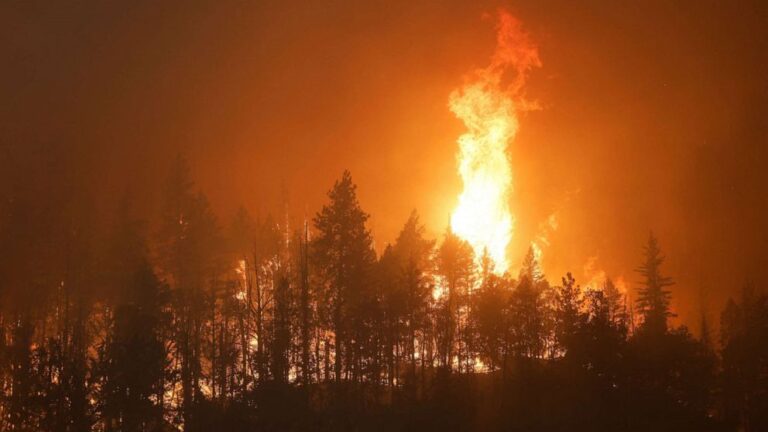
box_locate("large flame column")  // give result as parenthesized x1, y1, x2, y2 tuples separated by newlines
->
(449, 11, 540, 275)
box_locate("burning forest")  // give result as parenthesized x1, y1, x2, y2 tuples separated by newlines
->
(1, 1, 768, 431)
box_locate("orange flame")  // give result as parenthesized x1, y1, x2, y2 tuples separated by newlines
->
(449, 10, 541, 274)
(582, 256, 629, 295)
(530, 213, 559, 267)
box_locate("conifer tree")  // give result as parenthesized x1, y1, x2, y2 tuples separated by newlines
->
(635, 233, 675, 335)
(508, 275, 548, 360)
(99, 201, 169, 431)
(519, 245, 543, 283)
(471, 271, 513, 374)
(379, 211, 434, 386)
(721, 283, 768, 430)
(602, 278, 627, 329)
(435, 229, 475, 371)
(156, 155, 221, 430)
(312, 171, 375, 383)
(554, 273, 584, 358)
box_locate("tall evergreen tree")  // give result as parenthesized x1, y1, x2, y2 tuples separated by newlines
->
(635, 233, 675, 335)
(312, 171, 375, 383)
(554, 273, 584, 359)
(156, 155, 221, 430)
(602, 278, 627, 329)
(271, 274, 291, 384)
(251, 214, 282, 385)
(721, 283, 768, 430)
(508, 276, 548, 360)
(98, 200, 169, 431)
(435, 229, 475, 371)
(226, 207, 256, 395)
(295, 221, 313, 387)
(519, 246, 543, 283)
(471, 271, 513, 375)
(379, 211, 434, 387)
(99, 262, 168, 432)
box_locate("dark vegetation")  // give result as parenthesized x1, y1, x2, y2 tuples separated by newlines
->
(0, 157, 766, 431)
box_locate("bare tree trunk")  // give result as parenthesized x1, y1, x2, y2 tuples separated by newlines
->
(255, 263, 265, 384)
(300, 225, 311, 387)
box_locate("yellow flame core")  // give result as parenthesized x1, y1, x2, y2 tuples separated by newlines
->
(449, 85, 516, 273)
(449, 11, 540, 275)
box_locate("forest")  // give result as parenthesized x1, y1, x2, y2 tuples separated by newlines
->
(0, 156, 765, 432)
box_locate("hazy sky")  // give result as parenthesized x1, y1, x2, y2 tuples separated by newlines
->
(2, 0, 767, 329)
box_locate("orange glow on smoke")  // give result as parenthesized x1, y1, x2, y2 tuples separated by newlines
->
(582, 256, 629, 295)
(449, 10, 541, 274)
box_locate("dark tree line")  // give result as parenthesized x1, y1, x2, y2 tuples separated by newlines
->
(0, 159, 766, 431)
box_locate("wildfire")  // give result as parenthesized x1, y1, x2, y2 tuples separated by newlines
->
(582, 256, 629, 294)
(530, 213, 559, 265)
(235, 259, 248, 301)
(582, 257, 608, 290)
(449, 10, 540, 274)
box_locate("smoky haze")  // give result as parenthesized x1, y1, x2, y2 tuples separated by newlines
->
(2, 0, 767, 330)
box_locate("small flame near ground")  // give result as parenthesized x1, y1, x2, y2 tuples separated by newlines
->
(449, 10, 541, 275)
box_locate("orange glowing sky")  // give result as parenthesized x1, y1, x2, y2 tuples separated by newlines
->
(2, 0, 768, 331)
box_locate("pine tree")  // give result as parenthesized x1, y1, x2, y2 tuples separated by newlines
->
(98, 200, 169, 431)
(435, 229, 475, 371)
(581, 287, 626, 387)
(602, 278, 627, 329)
(508, 276, 547, 360)
(251, 215, 281, 385)
(156, 155, 221, 430)
(297, 221, 312, 387)
(99, 262, 168, 432)
(226, 207, 255, 395)
(635, 233, 674, 335)
(471, 271, 513, 374)
(554, 273, 584, 358)
(379, 211, 434, 387)
(271, 274, 291, 384)
(720, 283, 768, 430)
(519, 245, 543, 283)
(312, 171, 375, 383)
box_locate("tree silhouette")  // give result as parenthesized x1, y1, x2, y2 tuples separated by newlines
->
(312, 171, 375, 384)
(519, 245, 543, 283)
(377, 211, 434, 392)
(635, 233, 675, 336)
(554, 272, 584, 359)
(0, 161, 757, 431)
(721, 283, 768, 431)
(471, 271, 513, 375)
(156, 155, 221, 430)
(98, 263, 168, 431)
(602, 278, 627, 330)
(98, 202, 169, 431)
(435, 229, 475, 371)
(508, 275, 547, 360)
